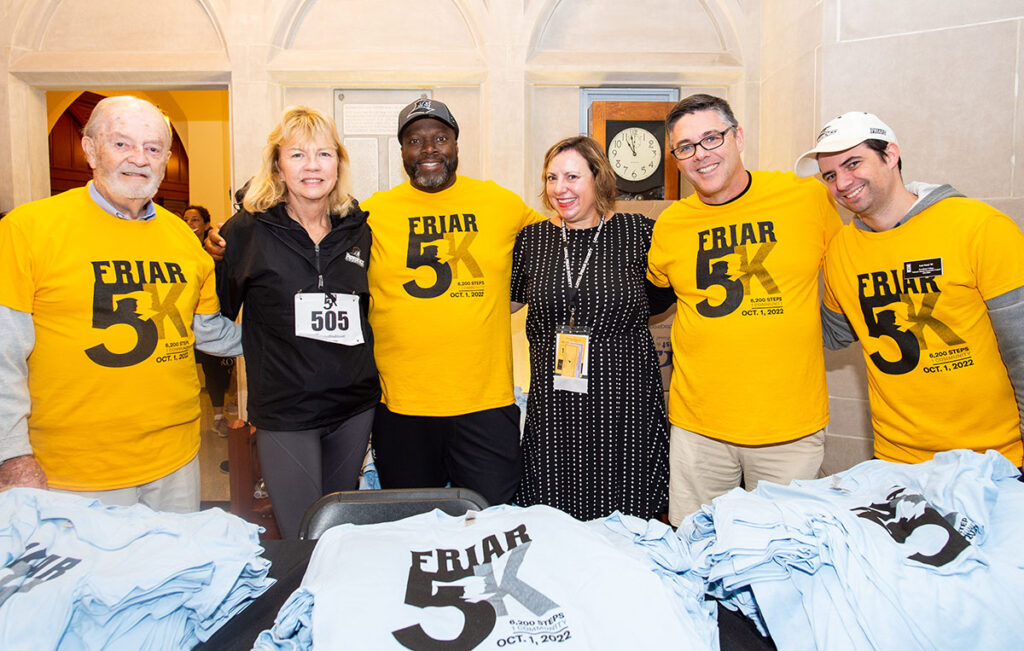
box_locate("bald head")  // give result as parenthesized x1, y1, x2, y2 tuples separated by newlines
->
(83, 96, 171, 144)
(81, 96, 173, 219)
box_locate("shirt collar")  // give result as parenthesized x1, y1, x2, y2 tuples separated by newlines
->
(87, 181, 158, 221)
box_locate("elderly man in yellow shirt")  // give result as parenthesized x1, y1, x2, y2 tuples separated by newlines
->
(0, 96, 241, 512)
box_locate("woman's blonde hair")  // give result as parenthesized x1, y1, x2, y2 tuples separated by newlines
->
(540, 136, 617, 217)
(244, 106, 354, 214)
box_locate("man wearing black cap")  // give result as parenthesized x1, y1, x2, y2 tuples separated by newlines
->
(361, 99, 544, 505)
(796, 111, 1024, 469)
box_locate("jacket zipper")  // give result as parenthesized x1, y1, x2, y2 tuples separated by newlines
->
(315, 242, 324, 289)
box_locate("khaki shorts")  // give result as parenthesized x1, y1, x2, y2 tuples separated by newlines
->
(668, 426, 824, 526)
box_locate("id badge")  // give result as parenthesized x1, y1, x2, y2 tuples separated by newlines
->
(553, 325, 590, 393)
(294, 292, 364, 346)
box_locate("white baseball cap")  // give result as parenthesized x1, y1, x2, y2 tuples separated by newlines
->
(794, 112, 898, 177)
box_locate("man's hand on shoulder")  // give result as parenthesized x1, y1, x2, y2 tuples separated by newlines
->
(204, 223, 227, 262)
(0, 454, 47, 490)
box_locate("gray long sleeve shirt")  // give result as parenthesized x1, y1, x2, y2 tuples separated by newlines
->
(0, 305, 241, 463)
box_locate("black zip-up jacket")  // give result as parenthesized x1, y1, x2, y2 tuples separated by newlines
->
(219, 201, 380, 430)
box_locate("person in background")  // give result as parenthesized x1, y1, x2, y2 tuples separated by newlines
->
(796, 111, 1024, 469)
(184, 204, 237, 437)
(646, 94, 842, 525)
(217, 106, 379, 538)
(511, 136, 668, 520)
(0, 96, 241, 511)
(182, 204, 209, 239)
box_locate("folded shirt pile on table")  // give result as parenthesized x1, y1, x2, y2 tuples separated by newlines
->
(680, 449, 1024, 651)
(253, 448, 1023, 650)
(255, 504, 719, 650)
(0, 488, 273, 650)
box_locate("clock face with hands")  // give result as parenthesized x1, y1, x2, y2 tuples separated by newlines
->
(608, 126, 662, 182)
(591, 102, 679, 199)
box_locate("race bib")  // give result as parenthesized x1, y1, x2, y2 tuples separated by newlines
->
(294, 292, 364, 346)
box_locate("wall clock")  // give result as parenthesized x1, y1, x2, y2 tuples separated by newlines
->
(606, 121, 663, 191)
(591, 101, 679, 200)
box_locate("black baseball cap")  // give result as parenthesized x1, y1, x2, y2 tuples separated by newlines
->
(397, 98, 459, 140)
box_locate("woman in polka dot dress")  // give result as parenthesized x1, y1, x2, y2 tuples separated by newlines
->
(511, 136, 668, 520)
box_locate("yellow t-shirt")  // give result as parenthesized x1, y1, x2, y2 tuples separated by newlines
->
(363, 177, 544, 416)
(0, 187, 220, 490)
(823, 195, 1024, 465)
(647, 170, 842, 444)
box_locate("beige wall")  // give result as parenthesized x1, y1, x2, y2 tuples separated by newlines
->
(164, 90, 232, 223)
(2, 0, 1020, 474)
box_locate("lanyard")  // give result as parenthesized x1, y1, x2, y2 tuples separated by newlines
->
(560, 215, 606, 327)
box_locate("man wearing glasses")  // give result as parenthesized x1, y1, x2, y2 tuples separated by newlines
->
(647, 94, 842, 525)
(797, 111, 1024, 471)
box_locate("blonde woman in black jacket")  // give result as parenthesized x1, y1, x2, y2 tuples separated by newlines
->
(219, 106, 379, 538)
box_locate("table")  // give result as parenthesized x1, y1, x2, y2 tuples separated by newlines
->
(196, 540, 315, 650)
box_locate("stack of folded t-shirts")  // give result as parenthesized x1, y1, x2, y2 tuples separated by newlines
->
(582, 510, 717, 646)
(256, 504, 719, 650)
(680, 449, 1024, 651)
(0, 488, 273, 649)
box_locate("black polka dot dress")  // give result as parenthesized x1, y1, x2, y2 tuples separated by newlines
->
(511, 213, 668, 520)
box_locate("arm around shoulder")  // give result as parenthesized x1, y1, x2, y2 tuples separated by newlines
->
(645, 279, 675, 316)
(821, 302, 857, 350)
(204, 224, 226, 261)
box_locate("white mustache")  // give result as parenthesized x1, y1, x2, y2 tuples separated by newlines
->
(118, 163, 152, 177)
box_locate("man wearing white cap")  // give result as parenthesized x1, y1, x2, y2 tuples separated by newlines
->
(796, 111, 1024, 467)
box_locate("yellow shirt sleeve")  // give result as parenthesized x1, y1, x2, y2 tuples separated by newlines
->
(970, 207, 1024, 301)
(0, 209, 38, 313)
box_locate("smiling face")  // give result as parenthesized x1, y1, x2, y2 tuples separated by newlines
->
(545, 148, 601, 229)
(182, 208, 205, 234)
(277, 134, 339, 205)
(82, 100, 171, 215)
(817, 142, 902, 219)
(668, 109, 747, 205)
(401, 118, 458, 192)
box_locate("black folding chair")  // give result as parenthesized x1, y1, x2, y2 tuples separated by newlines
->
(297, 488, 489, 540)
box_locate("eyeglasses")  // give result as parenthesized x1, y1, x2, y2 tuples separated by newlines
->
(670, 127, 735, 161)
